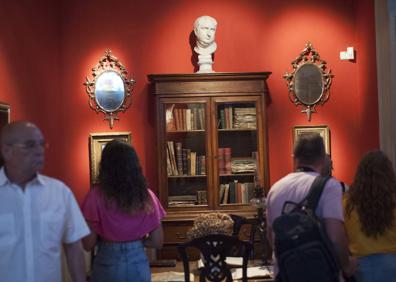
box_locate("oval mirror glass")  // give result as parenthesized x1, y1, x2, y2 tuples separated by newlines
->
(294, 64, 323, 105)
(95, 70, 125, 112)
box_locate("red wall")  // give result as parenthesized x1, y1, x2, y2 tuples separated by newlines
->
(0, 0, 379, 202)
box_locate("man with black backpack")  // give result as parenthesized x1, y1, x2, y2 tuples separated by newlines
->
(266, 134, 356, 282)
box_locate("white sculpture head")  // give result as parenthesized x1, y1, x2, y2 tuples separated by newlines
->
(194, 15, 217, 49)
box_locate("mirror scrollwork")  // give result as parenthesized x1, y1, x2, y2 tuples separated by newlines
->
(84, 49, 135, 128)
(284, 42, 334, 121)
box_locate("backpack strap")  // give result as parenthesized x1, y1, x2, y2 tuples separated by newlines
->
(302, 175, 331, 211)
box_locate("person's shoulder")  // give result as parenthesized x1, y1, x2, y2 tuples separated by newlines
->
(37, 174, 73, 195)
(268, 172, 299, 198)
(270, 172, 300, 189)
(324, 177, 343, 191)
(38, 174, 68, 188)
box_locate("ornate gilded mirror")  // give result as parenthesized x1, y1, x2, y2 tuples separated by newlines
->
(284, 42, 333, 121)
(84, 49, 135, 128)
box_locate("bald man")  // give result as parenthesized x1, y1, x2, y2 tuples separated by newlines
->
(0, 121, 90, 282)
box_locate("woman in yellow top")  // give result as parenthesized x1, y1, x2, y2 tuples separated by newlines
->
(343, 150, 396, 281)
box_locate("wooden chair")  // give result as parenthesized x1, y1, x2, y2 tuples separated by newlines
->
(229, 214, 247, 237)
(178, 234, 252, 282)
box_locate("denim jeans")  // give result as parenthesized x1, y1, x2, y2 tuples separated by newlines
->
(354, 253, 396, 282)
(91, 240, 151, 282)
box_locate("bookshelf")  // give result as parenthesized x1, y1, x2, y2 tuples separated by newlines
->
(148, 72, 271, 258)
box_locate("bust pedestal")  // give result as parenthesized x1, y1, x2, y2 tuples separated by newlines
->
(196, 54, 214, 73)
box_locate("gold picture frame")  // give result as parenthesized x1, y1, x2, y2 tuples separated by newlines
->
(0, 102, 10, 167)
(293, 125, 330, 155)
(89, 132, 131, 184)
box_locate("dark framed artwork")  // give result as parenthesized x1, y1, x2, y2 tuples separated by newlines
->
(0, 103, 10, 167)
(89, 131, 131, 184)
(293, 125, 331, 155)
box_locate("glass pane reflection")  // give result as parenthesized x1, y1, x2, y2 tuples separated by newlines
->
(95, 70, 125, 111)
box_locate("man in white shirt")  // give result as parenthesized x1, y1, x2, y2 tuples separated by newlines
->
(0, 121, 90, 282)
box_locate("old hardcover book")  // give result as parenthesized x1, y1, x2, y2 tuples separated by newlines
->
(228, 181, 236, 203)
(219, 184, 225, 204)
(222, 184, 230, 204)
(167, 141, 178, 176)
(175, 142, 183, 175)
(224, 107, 230, 129)
(229, 106, 233, 129)
(197, 190, 207, 205)
(218, 148, 225, 175)
(182, 149, 188, 175)
(186, 109, 191, 131)
(176, 109, 180, 130)
(224, 147, 232, 175)
(219, 109, 226, 129)
(200, 155, 206, 175)
(190, 151, 196, 176)
(186, 149, 191, 175)
(198, 107, 205, 129)
(166, 147, 172, 176)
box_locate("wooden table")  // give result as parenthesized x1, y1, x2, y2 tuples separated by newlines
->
(151, 260, 274, 282)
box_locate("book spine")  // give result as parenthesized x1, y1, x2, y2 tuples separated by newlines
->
(186, 109, 191, 131)
(167, 141, 178, 176)
(218, 148, 225, 175)
(186, 149, 191, 175)
(190, 151, 196, 176)
(200, 155, 206, 175)
(219, 184, 225, 204)
(236, 182, 242, 204)
(229, 181, 236, 203)
(175, 142, 183, 175)
(224, 147, 232, 175)
(182, 149, 188, 175)
(229, 106, 233, 129)
(199, 107, 205, 129)
(166, 146, 172, 176)
(223, 184, 230, 204)
(225, 107, 230, 129)
(175, 108, 181, 131)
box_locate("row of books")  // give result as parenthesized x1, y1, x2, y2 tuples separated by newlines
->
(168, 195, 196, 207)
(218, 107, 257, 129)
(219, 181, 255, 204)
(166, 141, 206, 176)
(166, 104, 205, 131)
(168, 190, 207, 206)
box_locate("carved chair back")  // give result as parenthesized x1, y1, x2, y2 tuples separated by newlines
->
(178, 234, 252, 282)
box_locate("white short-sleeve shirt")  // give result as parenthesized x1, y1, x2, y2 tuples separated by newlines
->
(0, 168, 90, 282)
(266, 171, 344, 227)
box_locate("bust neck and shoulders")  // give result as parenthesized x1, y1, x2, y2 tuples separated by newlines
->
(194, 42, 217, 55)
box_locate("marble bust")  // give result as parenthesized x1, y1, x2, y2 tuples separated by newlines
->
(193, 15, 217, 73)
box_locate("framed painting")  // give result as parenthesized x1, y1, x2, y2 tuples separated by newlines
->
(0, 102, 10, 167)
(293, 125, 330, 155)
(89, 131, 131, 184)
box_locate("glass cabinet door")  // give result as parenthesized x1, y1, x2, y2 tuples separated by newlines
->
(163, 101, 208, 208)
(214, 98, 261, 207)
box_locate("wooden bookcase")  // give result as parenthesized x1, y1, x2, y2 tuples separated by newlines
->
(148, 72, 271, 258)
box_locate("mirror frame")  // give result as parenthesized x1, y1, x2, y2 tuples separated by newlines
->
(284, 42, 333, 121)
(84, 49, 135, 128)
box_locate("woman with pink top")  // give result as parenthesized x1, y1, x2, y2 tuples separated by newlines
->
(81, 140, 165, 282)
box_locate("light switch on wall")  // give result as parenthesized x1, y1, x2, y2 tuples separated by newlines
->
(340, 47, 355, 60)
